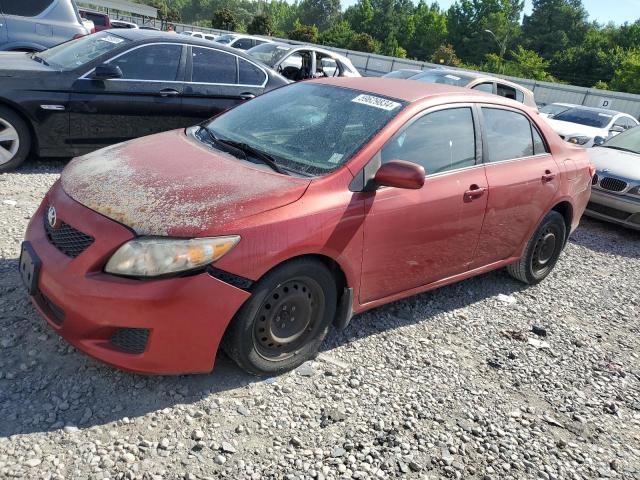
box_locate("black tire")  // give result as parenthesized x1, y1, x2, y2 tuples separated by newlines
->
(0, 106, 31, 173)
(507, 211, 567, 285)
(222, 259, 337, 376)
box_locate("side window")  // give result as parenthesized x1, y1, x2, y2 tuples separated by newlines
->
(232, 38, 254, 50)
(238, 58, 266, 85)
(281, 52, 303, 69)
(621, 117, 637, 129)
(496, 83, 517, 101)
(192, 47, 237, 84)
(472, 82, 493, 93)
(381, 107, 476, 175)
(515, 89, 525, 103)
(482, 108, 535, 162)
(2, 0, 52, 16)
(532, 125, 548, 155)
(86, 13, 106, 26)
(110, 44, 182, 81)
(317, 56, 338, 77)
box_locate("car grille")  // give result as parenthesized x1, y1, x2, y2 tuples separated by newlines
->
(110, 328, 150, 354)
(599, 177, 628, 192)
(586, 202, 631, 221)
(592, 174, 599, 186)
(44, 214, 94, 258)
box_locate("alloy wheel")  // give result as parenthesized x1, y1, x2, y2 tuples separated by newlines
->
(0, 117, 19, 166)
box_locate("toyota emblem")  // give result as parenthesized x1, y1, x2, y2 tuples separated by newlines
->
(47, 205, 59, 229)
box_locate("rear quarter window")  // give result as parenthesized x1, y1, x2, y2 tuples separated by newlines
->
(239, 58, 265, 85)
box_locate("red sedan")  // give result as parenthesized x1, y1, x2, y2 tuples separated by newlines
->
(21, 78, 593, 375)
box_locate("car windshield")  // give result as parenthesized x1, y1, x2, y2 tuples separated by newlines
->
(37, 31, 128, 70)
(553, 108, 613, 128)
(202, 83, 406, 176)
(602, 126, 640, 154)
(409, 71, 474, 87)
(540, 104, 573, 117)
(247, 43, 292, 66)
(216, 34, 236, 44)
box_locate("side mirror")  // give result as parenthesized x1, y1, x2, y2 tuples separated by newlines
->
(373, 160, 425, 190)
(610, 125, 624, 134)
(92, 63, 123, 80)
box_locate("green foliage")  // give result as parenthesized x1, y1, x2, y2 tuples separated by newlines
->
(318, 21, 355, 48)
(406, 2, 447, 60)
(348, 32, 378, 53)
(288, 19, 319, 43)
(430, 43, 461, 67)
(247, 12, 274, 35)
(212, 7, 239, 30)
(263, 0, 298, 36)
(298, 0, 341, 31)
(480, 46, 555, 80)
(593, 80, 609, 90)
(610, 50, 640, 94)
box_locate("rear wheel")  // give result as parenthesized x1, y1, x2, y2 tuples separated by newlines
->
(507, 211, 566, 285)
(0, 106, 31, 172)
(222, 259, 337, 376)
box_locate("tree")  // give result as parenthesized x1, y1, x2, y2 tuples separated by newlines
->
(348, 32, 378, 52)
(212, 7, 239, 31)
(430, 43, 462, 66)
(610, 49, 640, 94)
(522, 0, 590, 59)
(481, 46, 555, 81)
(298, 0, 341, 31)
(264, 0, 299, 37)
(288, 19, 319, 43)
(318, 21, 355, 48)
(248, 12, 275, 35)
(406, 1, 447, 61)
(344, 0, 374, 37)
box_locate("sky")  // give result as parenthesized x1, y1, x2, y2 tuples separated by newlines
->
(339, 0, 640, 25)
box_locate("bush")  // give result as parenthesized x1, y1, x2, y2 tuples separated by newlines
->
(247, 13, 275, 36)
(288, 19, 318, 43)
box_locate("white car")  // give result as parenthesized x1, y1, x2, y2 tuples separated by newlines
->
(110, 20, 138, 29)
(544, 106, 639, 147)
(180, 31, 216, 42)
(215, 34, 273, 50)
(538, 102, 578, 118)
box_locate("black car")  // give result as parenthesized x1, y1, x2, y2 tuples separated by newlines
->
(0, 29, 288, 171)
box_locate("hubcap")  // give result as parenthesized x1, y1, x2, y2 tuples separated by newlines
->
(253, 278, 324, 360)
(0, 117, 19, 166)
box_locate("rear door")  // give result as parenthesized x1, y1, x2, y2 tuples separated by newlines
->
(69, 42, 187, 150)
(181, 45, 266, 125)
(471, 106, 559, 267)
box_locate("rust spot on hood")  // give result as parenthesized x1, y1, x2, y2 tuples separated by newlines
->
(61, 131, 311, 236)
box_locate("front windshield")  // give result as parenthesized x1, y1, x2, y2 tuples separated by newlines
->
(203, 83, 406, 176)
(540, 104, 572, 117)
(602, 126, 640, 154)
(410, 71, 474, 87)
(215, 34, 236, 44)
(247, 43, 292, 66)
(37, 31, 128, 70)
(553, 108, 613, 128)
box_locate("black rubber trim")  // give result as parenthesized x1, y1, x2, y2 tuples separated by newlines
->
(334, 287, 354, 330)
(207, 266, 254, 291)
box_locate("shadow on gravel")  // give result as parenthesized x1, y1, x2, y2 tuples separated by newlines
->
(570, 217, 640, 260)
(5, 157, 70, 175)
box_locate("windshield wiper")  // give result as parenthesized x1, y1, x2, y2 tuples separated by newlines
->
(199, 127, 288, 175)
(30, 53, 50, 66)
(601, 145, 638, 154)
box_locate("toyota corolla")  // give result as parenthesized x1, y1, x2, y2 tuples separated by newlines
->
(21, 78, 593, 375)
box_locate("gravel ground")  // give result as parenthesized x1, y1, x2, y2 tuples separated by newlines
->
(1, 159, 639, 480)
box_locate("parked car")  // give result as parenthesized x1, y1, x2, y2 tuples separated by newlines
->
(383, 69, 422, 79)
(0, 29, 287, 171)
(215, 33, 272, 50)
(407, 68, 537, 108)
(110, 19, 138, 29)
(20, 78, 592, 375)
(586, 126, 640, 230)
(139, 25, 160, 31)
(0, 0, 89, 52)
(79, 9, 111, 32)
(81, 17, 95, 35)
(544, 106, 639, 147)
(180, 31, 216, 41)
(247, 42, 360, 81)
(539, 102, 578, 119)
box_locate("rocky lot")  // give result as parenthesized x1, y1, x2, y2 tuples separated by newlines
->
(0, 160, 639, 480)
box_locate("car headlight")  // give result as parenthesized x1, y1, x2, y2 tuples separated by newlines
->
(566, 135, 591, 145)
(628, 185, 640, 197)
(104, 236, 240, 277)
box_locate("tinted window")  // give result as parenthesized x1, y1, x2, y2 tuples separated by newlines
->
(483, 108, 535, 162)
(410, 71, 474, 87)
(532, 126, 548, 155)
(233, 38, 254, 50)
(111, 44, 181, 81)
(2, 0, 52, 16)
(192, 47, 236, 84)
(381, 108, 476, 175)
(84, 12, 107, 26)
(553, 108, 613, 128)
(472, 82, 493, 93)
(496, 83, 517, 101)
(238, 58, 265, 85)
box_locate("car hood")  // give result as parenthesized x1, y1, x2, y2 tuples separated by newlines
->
(544, 118, 604, 138)
(0, 51, 55, 75)
(61, 130, 311, 236)
(588, 147, 640, 180)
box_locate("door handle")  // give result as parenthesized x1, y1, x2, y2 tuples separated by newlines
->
(541, 170, 556, 183)
(464, 184, 486, 201)
(158, 88, 180, 97)
(239, 92, 256, 100)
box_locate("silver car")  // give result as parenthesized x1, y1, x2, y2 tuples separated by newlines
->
(587, 126, 640, 230)
(0, 0, 88, 52)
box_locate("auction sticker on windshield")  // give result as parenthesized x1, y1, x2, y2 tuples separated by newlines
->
(102, 35, 124, 44)
(352, 94, 402, 111)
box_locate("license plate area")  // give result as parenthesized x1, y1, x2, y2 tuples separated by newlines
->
(19, 241, 41, 295)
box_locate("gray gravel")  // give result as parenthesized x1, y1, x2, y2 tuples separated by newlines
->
(1, 159, 639, 480)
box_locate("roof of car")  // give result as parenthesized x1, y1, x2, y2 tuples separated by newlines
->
(110, 29, 242, 52)
(314, 77, 500, 103)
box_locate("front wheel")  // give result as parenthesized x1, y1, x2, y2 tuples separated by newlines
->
(507, 210, 567, 285)
(0, 106, 31, 172)
(222, 259, 337, 376)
